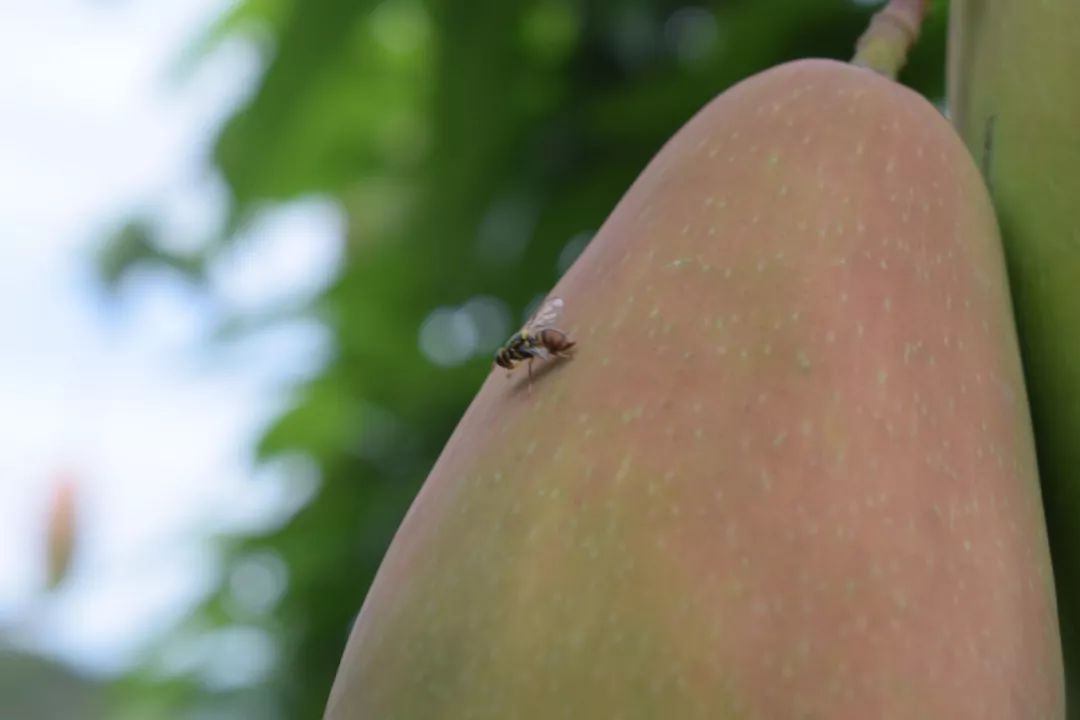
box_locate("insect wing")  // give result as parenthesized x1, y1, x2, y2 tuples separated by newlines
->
(523, 296, 565, 334)
(527, 343, 552, 360)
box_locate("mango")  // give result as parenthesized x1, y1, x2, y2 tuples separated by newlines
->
(326, 59, 1063, 718)
(948, 1, 1080, 708)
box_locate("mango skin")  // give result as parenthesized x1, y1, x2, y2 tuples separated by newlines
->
(949, 1, 1080, 709)
(326, 60, 1063, 718)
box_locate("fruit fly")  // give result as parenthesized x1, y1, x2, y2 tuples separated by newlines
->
(494, 296, 576, 384)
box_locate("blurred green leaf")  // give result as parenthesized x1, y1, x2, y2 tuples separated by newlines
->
(97, 219, 204, 291)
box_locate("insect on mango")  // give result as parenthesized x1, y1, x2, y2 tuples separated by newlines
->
(494, 296, 576, 385)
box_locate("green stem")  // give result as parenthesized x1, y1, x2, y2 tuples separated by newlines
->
(851, 0, 928, 79)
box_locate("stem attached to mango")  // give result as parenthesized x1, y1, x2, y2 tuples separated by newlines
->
(851, 0, 928, 80)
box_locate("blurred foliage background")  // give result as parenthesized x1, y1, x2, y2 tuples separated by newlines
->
(91, 0, 948, 717)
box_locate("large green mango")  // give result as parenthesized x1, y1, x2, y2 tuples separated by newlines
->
(326, 59, 1063, 718)
(948, 0, 1080, 709)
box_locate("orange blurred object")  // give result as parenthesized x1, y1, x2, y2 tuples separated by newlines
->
(44, 472, 79, 591)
